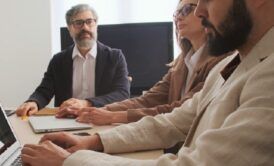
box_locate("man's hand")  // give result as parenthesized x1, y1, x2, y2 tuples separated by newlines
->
(16, 102, 38, 116)
(39, 132, 103, 153)
(56, 98, 91, 118)
(21, 141, 70, 166)
(76, 107, 128, 125)
(60, 98, 92, 109)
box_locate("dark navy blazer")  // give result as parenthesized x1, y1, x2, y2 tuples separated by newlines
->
(28, 41, 130, 108)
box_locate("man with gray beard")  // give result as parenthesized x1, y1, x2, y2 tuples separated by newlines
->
(16, 4, 130, 117)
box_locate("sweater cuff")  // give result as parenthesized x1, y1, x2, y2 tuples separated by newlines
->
(63, 150, 92, 166)
(97, 126, 135, 154)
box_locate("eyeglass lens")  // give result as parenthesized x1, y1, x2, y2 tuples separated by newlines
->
(174, 3, 197, 18)
(72, 18, 96, 28)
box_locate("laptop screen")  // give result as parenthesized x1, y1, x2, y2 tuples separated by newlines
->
(0, 106, 16, 155)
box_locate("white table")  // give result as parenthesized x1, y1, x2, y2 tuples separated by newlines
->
(9, 115, 163, 160)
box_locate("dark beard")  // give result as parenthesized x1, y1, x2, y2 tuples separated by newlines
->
(201, 0, 253, 56)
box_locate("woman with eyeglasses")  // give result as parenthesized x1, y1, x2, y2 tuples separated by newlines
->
(72, 0, 230, 125)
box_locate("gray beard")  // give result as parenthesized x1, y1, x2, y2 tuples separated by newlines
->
(75, 38, 96, 49)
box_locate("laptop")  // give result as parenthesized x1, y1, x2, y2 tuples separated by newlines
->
(28, 115, 92, 133)
(4, 108, 16, 116)
(0, 104, 22, 166)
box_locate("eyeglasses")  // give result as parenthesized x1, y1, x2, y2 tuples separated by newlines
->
(173, 3, 197, 20)
(70, 18, 97, 29)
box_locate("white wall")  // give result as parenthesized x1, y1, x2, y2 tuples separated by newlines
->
(0, 0, 52, 107)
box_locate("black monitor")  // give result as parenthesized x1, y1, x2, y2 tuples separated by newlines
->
(60, 22, 174, 95)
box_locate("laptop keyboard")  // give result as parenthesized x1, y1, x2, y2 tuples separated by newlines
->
(11, 155, 22, 166)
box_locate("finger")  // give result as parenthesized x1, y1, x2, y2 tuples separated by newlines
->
(16, 108, 25, 116)
(70, 106, 82, 116)
(65, 105, 81, 112)
(43, 140, 68, 151)
(23, 144, 42, 149)
(57, 107, 79, 118)
(55, 108, 67, 118)
(22, 146, 37, 156)
(16, 105, 29, 116)
(41, 140, 55, 147)
(76, 117, 89, 123)
(66, 145, 80, 153)
(59, 101, 75, 112)
(76, 112, 86, 119)
(85, 107, 100, 111)
(21, 154, 35, 165)
(22, 108, 31, 116)
(78, 109, 96, 120)
(76, 112, 90, 123)
(39, 133, 65, 144)
(28, 107, 38, 116)
(39, 132, 70, 147)
(56, 108, 72, 118)
(60, 99, 73, 109)
(81, 107, 94, 113)
(61, 98, 76, 107)
(28, 110, 37, 116)
(59, 103, 68, 110)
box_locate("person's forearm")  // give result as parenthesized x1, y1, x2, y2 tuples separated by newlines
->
(111, 111, 128, 123)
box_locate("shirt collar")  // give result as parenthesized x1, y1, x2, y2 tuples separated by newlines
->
(220, 26, 274, 81)
(185, 45, 204, 69)
(72, 42, 97, 59)
(220, 54, 241, 81)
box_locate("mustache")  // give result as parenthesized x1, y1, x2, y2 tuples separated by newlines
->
(201, 17, 223, 37)
(76, 30, 93, 38)
(201, 17, 215, 29)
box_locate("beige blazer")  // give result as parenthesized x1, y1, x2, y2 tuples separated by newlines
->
(105, 46, 228, 122)
(64, 27, 274, 166)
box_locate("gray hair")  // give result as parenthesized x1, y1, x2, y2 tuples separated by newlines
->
(65, 4, 98, 25)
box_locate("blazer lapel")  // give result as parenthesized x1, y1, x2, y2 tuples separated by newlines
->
(183, 75, 225, 147)
(184, 54, 238, 147)
(169, 53, 189, 102)
(95, 42, 107, 95)
(62, 45, 74, 97)
(185, 46, 210, 93)
(184, 30, 274, 145)
(183, 101, 212, 147)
